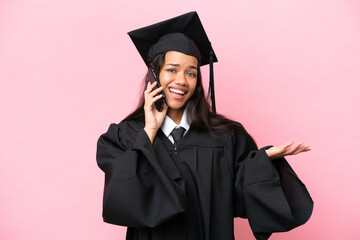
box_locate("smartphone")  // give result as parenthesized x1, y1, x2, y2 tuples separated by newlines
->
(145, 67, 166, 111)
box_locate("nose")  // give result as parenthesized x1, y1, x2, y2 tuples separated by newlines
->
(175, 72, 186, 85)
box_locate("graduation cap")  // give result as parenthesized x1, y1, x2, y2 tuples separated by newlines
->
(128, 11, 218, 112)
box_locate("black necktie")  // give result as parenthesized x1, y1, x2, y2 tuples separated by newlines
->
(170, 127, 185, 152)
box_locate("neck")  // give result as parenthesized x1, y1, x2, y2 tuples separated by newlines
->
(167, 108, 185, 125)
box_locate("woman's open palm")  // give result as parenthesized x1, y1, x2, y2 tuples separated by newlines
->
(265, 141, 311, 160)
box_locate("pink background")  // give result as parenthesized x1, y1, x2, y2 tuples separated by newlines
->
(1, 0, 360, 239)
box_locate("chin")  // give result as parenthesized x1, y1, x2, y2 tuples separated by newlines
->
(167, 103, 186, 111)
(169, 106, 185, 111)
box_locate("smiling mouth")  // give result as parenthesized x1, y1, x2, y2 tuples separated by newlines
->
(169, 87, 186, 96)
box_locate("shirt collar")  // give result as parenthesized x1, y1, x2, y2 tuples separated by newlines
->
(161, 107, 190, 138)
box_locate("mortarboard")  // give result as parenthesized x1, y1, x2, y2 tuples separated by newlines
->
(128, 11, 218, 112)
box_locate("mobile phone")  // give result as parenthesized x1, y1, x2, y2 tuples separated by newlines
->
(145, 67, 166, 111)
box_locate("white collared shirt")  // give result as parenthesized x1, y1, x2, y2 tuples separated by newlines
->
(160, 108, 190, 144)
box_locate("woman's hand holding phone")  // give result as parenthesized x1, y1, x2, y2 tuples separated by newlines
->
(144, 81, 168, 143)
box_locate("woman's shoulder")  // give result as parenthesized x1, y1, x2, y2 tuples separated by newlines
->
(120, 116, 145, 130)
(207, 113, 249, 135)
(101, 116, 145, 142)
(114, 116, 145, 137)
(183, 127, 254, 151)
(208, 113, 258, 149)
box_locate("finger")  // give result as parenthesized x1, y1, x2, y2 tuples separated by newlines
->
(149, 86, 164, 97)
(151, 94, 164, 103)
(145, 94, 163, 109)
(144, 94, 158, 109)
(145, 84, 163, 98)
(147, 95, 164, 110)
(144, 83, 152, 96)
(289, 143, 311, 155)
(283, 142, 303, 155)
(293, 142, 303, 148)
(145, 81, 151, 91)
(296, 143, 311, 151)
(293, 145, 311, 154)
(145, 81, 158, 93)
(281, 141, 294, 151)
(144, 86, 163, 106)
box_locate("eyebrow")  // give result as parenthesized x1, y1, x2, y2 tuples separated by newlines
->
(165, 63, 198, 70)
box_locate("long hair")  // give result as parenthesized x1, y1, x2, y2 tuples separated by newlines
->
(122, 52, 257, 146)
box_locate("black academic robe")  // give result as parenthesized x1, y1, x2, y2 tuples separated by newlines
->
(96, 118, 313, 240)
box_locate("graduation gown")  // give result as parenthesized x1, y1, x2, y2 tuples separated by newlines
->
(96, 118, 313, 240)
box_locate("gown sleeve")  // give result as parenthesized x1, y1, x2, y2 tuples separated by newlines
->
(232, 130, 313, 240)
(96, 123, 186, 228)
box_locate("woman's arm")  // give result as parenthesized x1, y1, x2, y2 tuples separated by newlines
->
(96, 124, 186, 228)
(232, 131, 313, 240)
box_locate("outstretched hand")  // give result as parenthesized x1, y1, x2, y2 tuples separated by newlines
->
(265, 141, 311, 161)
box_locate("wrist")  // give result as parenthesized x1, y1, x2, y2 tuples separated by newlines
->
(265, 149, 274, 161)
(144, 127, 157, 144)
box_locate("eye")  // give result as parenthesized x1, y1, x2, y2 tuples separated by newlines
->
(167, 69, 176, 73)
(187, 72, 197, 77)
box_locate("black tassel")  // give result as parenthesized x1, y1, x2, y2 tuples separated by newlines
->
(209, 46, 216, 112)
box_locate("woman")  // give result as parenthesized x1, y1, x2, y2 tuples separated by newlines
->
(96, 12, 313, 240)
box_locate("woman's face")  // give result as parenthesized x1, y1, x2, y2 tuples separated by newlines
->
(159, 51, 198, 112)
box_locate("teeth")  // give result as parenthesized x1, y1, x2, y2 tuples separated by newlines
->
(170, 88, 185, 95)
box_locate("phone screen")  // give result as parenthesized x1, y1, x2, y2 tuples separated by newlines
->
(145, 67, 166, 111)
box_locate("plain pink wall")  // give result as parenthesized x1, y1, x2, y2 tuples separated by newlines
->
(1, 0, 359, 239)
